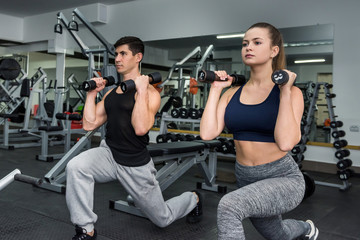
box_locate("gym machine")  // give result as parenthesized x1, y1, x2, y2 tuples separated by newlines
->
(54, 8, 117, 86)
(294, 82, 353, 191)
(158, 45, 214, 131)
(66, 73, 86, 112)
(0, 68, 51, 150)
(54, 8, 119, 140)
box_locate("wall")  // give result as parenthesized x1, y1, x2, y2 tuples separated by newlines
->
(0, 0, 359, 167)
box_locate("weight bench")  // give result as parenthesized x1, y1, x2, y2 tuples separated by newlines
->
(109, 140, 226, 218)
(36, 113, 85, 162)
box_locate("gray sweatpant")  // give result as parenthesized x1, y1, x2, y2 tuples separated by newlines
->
(65, 140, 197, 232)
(217, 153, 309, 240)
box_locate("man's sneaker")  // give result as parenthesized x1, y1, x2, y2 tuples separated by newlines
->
(304, 220, 319, 240)
(186, 191, 203, 223)
(72, 225, 97, 240)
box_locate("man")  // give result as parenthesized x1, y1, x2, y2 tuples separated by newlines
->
(66, 36, 202, 240)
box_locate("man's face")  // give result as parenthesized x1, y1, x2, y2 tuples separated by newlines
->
(114, 44, 141, 74)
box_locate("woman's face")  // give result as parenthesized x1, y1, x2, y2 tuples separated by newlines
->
(241, 27, 278, 67)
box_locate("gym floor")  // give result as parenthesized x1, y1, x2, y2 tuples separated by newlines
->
(0, 143, 359, 240)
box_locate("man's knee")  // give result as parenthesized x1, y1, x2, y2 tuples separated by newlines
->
(66, 156, 86, 175)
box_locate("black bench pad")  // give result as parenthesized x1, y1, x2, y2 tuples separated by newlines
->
(0, 113, 18, 118)
(194, 139, 221, 149)
(147, 141, 205, 157)
(38, 126, 64, 131)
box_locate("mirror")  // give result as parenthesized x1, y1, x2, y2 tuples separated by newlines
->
(145, 23, 334, 143)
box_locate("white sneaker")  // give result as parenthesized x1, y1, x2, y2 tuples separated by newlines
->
(305, 220, 319, 240)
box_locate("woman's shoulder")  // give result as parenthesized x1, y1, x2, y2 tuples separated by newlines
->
(221, 85, 241, 104)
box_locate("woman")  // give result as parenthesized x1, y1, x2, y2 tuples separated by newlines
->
(200, 22, 319, 240)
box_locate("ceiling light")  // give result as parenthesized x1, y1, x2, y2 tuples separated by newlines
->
(216, 33, 245, 39)
(294, 59, 326, 64)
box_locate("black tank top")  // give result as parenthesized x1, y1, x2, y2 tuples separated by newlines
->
(104, 87, 150, 166)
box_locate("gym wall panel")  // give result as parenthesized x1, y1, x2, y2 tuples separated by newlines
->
(0, 14, 23, 42)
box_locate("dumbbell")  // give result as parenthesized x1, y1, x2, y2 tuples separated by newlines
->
(326, 93, 336, 98)
(172, 97, 183, 108)
(325, 83, 333, 89)
(175, 133, 187, 141)
(197, 70, 246, 86)
(185, 134, 196, 141)
(217, 138, 232, 154)
(291, 146, 307, 154)
(228, 139, 236, 154)
(156, 134, 167, 143)
(0, 169, 42, 192)
(179, 108, 189, 118)
(271, 70, 289, 85)
(333, 139, 348, 149)
(335, 149, 350, 159)
(120, 72, 162, 93)
(170, 108, 180, 118)
(156, 133, 178, 143)
(189, 108, 201, 119)
(336, 159, 352, 170)
(332, 130, 345, 138)
(337, 169, 354, 181)
(292, 154, 305, 163)
(198, 108, 204, 118)
(330, 120, 343, 128)
(82, 76, 115, 91)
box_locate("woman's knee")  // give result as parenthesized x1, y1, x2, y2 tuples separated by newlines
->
(218, 193, 246, 221)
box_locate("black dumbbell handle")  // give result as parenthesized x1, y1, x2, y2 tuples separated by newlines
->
(271, 70, 289, 85)
(120, 72, 162, 93)
(82, 76, 115, 92)
(197, 70, 246, 86)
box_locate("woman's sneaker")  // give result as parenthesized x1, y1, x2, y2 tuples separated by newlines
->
(72, 225, 97, 240)
(304, 220, 319, 240)
(186, 191, 203, 223)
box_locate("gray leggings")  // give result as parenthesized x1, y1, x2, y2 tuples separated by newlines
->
(217, 153, 309, 240)
(65, 140, 197, 232)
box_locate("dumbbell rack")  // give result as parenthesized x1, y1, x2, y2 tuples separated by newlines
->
(293, 82, 352, 191)
(159, 112, 201, 134)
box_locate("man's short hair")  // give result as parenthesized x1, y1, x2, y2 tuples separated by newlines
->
(114, 36, 144, 56)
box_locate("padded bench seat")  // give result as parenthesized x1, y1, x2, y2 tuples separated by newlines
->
(194, 139, 221, 149)
(38, 126, 64, 132)
(0, 113, 19, 119)
(147, 141, 205, 157)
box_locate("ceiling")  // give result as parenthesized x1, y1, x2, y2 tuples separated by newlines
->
(0, 0, 133, 17)
(0, 0, 134, 47)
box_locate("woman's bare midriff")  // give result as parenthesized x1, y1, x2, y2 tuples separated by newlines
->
(234, 140, 287, 166)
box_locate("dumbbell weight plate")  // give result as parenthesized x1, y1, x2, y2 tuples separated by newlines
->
(335, 149, 350, 159)
(179, 108, 189, 118)
(336, 159, 352, 170)
(170, 108, 180, 118)
(302, 172, 316, 201)
(189, 108, 200, 119)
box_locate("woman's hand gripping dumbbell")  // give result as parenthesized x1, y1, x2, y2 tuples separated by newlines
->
(271, 69, 297, 86)
(120, 72, 162, 93)
(197, 70, 246, 86)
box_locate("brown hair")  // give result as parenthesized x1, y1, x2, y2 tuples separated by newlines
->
(114, 36, 144, 60)
(247, 22, 286, 70)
